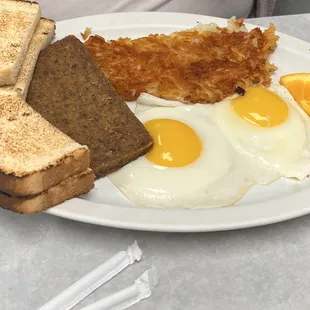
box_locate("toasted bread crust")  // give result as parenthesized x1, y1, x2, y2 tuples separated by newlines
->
(0, 148, 90, 196)
(0, 168, 95, 214)
(1, 1, 39, 6)
(0, 0, 41, 85)
(27, 35, 153, 178)
(15, 17, 56, 99)
(0, 18, 56, 98)
(0, 94, 89, 177)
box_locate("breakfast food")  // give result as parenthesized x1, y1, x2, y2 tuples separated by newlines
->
(0, 146, 89, 197)
(84, 18, 279, 104)
(81, 27, 92, 40)
(1, 169, 94, 214)
(110, 81, 310, 209)
(109, 88, 291, 209)
(0, 0, 41, 86)
(0, 94, 94, 212)
(280, 73, 310, 116)
(0, 1, 95, 214)
(137, 83, 310, 184)
(0, 18, 56, 99)
(208, 84, 310, 180)
(109, 103, 255, 209)
(27, 35, 153, 178)
(0, 1, 308, 213)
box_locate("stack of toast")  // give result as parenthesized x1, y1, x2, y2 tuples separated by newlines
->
(0, 94, 94, 213)
(0, 1, 54, 96)
(0, 1, 153, 214)
(0, 1, 94, 213)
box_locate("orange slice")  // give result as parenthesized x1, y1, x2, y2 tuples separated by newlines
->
(280, 73, 310, 115)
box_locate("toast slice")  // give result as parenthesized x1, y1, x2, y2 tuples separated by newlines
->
(0, 168, 95, 214)
(0, 18, 56, 99)
(0, 0, 41, 86)
(27, 35, 153, 178)
(0, 148, 89, 196)
(0, 94, 91, 196)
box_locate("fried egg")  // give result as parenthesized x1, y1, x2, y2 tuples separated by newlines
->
(109, 104, 255, 209)
(211, 84, 310, 180)
(136, 92, 280, 185)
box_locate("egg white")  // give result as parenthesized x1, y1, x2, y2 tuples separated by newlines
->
(109, 104, 255, 209)
(211, 84, 310, 180)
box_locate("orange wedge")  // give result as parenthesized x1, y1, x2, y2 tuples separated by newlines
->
(280, 73, 310, 115)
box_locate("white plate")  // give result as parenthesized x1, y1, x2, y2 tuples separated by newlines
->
(46, 12, 310, 232)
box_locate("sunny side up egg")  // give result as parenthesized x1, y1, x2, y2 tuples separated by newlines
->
(211, 84, 310, 180)
(108, 102, 255, 209)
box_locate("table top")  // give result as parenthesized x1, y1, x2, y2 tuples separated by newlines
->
(1, 13, 310, 310)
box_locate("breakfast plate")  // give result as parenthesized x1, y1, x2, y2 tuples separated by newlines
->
(46, 12, 310, 232)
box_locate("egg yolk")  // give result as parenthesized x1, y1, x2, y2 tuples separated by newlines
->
(144, 118, 202, 167)
(232, 87, 289, 127)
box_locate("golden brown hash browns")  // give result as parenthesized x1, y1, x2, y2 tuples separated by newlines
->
(84, 19, 279, 103)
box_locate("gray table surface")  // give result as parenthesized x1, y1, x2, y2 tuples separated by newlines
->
(1, 13, 310, 310)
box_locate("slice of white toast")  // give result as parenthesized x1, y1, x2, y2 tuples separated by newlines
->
(0, 18, 56, 98)
(0, 0, 41, 86)
(0, 94, 92, 197)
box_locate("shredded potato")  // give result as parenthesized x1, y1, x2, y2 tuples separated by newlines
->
(84, 19, 279, 103)
(81, 27, 92, 40)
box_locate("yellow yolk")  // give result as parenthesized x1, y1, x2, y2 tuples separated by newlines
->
(232, 87, 289, 127)
(144, 118, 202, 167)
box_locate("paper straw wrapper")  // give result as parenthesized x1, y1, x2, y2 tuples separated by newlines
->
(38, 241, 142, 310)
(80, 266, 160, 310)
